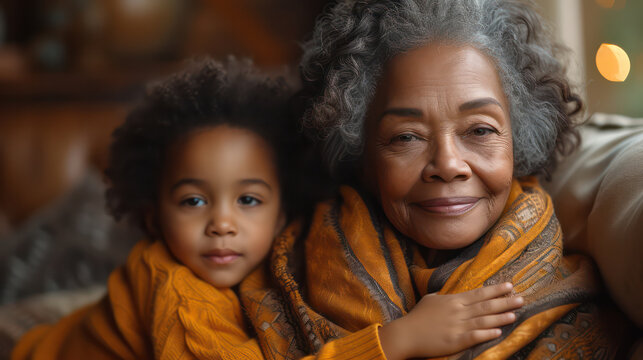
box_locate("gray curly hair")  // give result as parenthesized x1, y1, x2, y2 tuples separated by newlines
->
(299, 0, 582, 177)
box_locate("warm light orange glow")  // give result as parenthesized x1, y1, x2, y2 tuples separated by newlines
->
(596, 43, 631, 82)
(596, 0, 616, 8)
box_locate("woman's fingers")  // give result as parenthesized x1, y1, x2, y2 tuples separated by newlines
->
(461, 282, 514, 305)
(468, 295, 524, 317)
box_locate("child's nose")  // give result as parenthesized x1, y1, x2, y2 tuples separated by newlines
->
(206, 207, 237, 236)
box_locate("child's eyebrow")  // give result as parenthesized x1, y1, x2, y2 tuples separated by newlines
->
(170, 178, 206, 192)
(239, 179, 272, 192)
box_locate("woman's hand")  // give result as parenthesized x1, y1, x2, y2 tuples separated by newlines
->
(378, 282, 523, 360)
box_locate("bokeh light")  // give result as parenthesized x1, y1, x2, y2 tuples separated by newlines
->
(596, 43, 631, 82)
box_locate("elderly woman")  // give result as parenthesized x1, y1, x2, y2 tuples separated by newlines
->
(241, 0, 628, 358)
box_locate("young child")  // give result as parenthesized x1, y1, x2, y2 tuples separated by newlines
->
(12, 59, 301, 360)
(12, 59, 521, 360)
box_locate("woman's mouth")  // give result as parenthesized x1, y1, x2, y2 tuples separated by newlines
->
(415, 197, 480, 215)
(203, 249, 241, 265)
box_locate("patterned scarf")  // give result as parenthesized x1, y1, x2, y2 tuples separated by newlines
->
(241, 178, 626, 359)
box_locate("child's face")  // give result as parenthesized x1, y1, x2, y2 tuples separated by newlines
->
(156, 125, 284, 288)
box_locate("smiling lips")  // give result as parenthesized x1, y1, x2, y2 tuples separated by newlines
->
(203, 249, 241, 265)
(416, 197, 480, 215)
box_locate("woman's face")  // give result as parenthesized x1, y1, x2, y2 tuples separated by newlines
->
(363, 44, 514, 249)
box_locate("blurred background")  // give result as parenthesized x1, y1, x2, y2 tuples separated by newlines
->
(0, 0, 329, 231)
(539, 0, 642, 117)
(0, 0, 641, 231)
(0, 0, 641, 356)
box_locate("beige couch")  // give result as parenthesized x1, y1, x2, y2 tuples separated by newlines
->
(545, 113, 643, 330)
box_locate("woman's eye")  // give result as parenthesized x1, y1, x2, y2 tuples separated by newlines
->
(238, 196, 261, 206)
(393, 134, 418, 142)
(181, 197, 206, 207)
(471, 127, 496, 136)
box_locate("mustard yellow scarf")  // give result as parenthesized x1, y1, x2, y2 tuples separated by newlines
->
(241, 178, 626, 359)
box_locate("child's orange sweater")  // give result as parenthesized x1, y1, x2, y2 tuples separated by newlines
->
(11, 240, 385, 360)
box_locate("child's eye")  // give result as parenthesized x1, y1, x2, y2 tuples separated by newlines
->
(181, 197, 206, 207)
(238, 195, 261, 206)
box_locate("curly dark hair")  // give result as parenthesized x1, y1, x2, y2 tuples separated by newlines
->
(105, 58, 306, 232)
(299, 0, 582, 178)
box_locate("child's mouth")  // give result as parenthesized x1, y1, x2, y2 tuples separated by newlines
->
(203, 249, 241, 265)
(205, 254, 241, 265)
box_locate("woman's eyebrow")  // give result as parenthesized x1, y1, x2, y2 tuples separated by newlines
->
(380, 107, 423, 120)
(458, 97, 503, 112)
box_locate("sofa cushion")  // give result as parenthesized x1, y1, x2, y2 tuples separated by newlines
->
(0, 169, 140, 305)
(545, 113, 643, 328)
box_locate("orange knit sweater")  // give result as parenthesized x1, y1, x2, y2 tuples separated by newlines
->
(12, 240, 385, 360)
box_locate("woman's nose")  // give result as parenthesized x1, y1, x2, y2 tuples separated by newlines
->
(421, 137, 472, 182)
(206, 206, 237, 237)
